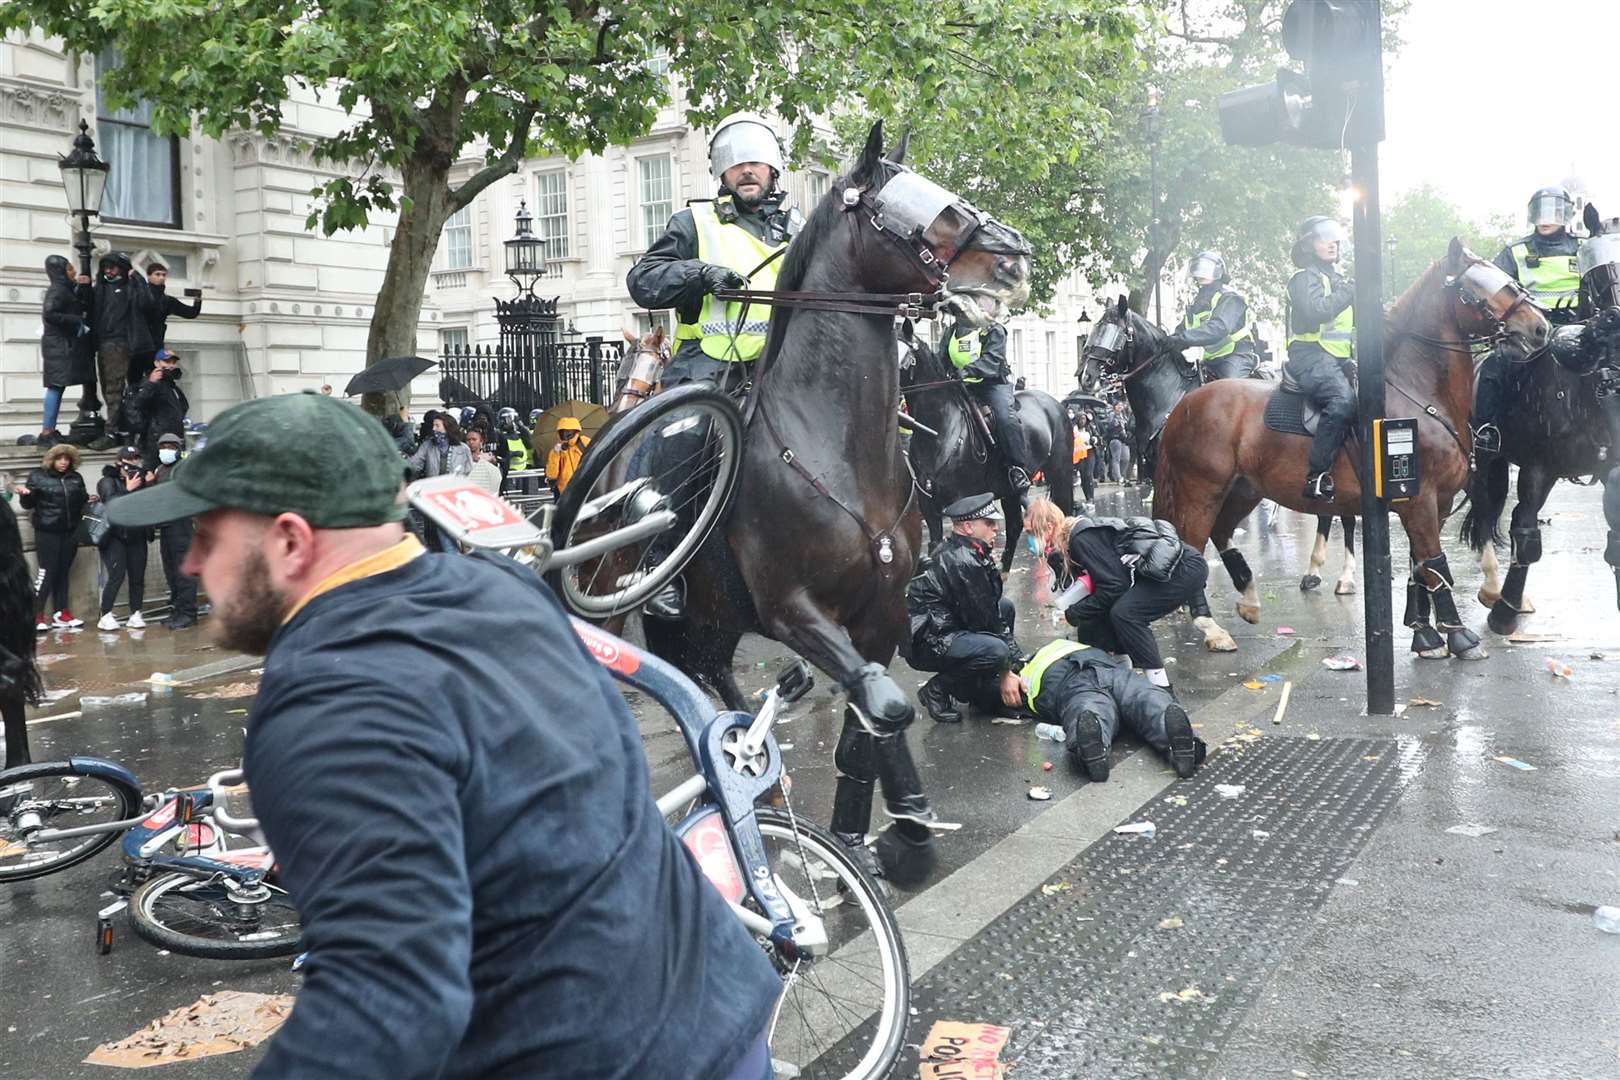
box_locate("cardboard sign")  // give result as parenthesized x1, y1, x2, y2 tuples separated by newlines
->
(918, 1021, 1010, 1079)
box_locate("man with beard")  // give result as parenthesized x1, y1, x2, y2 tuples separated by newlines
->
(104, 394, 782, 1080)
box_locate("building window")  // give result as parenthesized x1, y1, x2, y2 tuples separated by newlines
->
(442, 206, 473, 269)
(806, 169, 831, 207)
(634, 309, 676, 339)
(638, 154, 674, 251)
(646, 48, 672, 77)
(534, 170, 570, 261)
(441, 327, 470, 353)
(96, 49, 180, 227)
(1010, 328, 1025, 372)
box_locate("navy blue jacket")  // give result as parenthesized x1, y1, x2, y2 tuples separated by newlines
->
(246, 549, 780, 1079)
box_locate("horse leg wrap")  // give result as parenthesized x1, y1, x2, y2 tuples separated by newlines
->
(1421, 554, 1482, 653)
(1187, 588, 1213, 620)
(1510, 526, 1542, 567)
(1405, 574, 1444, 654)
(841, 662, 915, 736)
(1220, 547, 1253, 594)
(831, 723, 877, 842)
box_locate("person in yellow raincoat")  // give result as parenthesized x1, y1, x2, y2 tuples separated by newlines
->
(544, 416, 591, 496)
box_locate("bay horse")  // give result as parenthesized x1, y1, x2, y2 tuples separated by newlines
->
(899, 325, 1075, 568)
(1153, 239, 1549, 659)
(639, 123, 1032, 877)
(1461, 203, 1620, 632)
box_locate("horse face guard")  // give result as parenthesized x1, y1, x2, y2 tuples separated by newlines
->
(1446, 258, 1540, 344)
(855, 165, 1030, 292)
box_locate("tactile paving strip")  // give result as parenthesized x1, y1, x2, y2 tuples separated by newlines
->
(814, 736, 1410, 1079)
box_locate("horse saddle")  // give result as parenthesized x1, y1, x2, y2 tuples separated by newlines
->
(1264, 365, 1357, 437)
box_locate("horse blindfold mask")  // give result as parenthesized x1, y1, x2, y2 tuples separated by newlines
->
(1086, 321, 1127, 357)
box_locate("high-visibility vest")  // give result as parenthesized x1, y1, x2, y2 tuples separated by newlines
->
(1023, 639, 1090, 705)
(1510, 242, 1580, 310)
(1286, 270, 1354, 359)
(1183, 288, 1252, 360)
(504, 434, 531, 472)
(948, 329, 983, 383)
(675, 202, 787, 362)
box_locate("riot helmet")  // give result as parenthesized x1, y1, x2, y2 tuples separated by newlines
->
(1528, 186, 1574, 231)
(498, 406, 519, 430)
(458, 406, 477, 428)
(1187, 251, 1226, 285)
(1293, 216, 1347, 268)
(708, 112, 785, 193)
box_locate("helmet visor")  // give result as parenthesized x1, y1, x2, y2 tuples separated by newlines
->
(710, 122, 784, 179)
(1188, 254, 1222, 282)
(1529, 191, 1571, 228)
(1304, 219, 1348, 246)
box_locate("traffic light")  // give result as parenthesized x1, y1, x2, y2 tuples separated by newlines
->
(1218, 0, 1383, 150)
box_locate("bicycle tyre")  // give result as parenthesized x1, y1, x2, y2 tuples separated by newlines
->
(127, 870, 302, 960)
(0, 761, 141, 883)
(755, 808, 908, 1080)
(548, 384, 743, 617)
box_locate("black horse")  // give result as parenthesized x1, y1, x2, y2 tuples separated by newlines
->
(2, 497, 43, 768)
(899, 325, 1075, 570)
(635, 123, 1032, 878)
(1461, 203, 1620, 631)
(1079, 297, 1358, 599)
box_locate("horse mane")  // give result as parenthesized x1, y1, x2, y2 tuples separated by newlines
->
(1384, 254, 1467, 387)
(755, 175, 855, 377)
(1386, 255, 1452, 331)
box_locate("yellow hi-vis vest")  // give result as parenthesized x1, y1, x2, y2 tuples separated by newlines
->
(1286, 270, 1354, 359)
(1182, 288, 1252, 360)
(1510, 242, 1580, 311)
(948, 328, 983, 383)
(1022, 639, 1090, 705)
(674, 201, 787, 362)
(504, 434, 531, 472)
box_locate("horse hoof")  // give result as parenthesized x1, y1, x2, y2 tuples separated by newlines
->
(1334, 580, 1357, 596)
(1448, 628, 1487, 660)
(1206, 629, 1239, 652)
(1477, 588, 1501, 609)
(1300, 574, 1322, 592)
(1411, 627, 1446, 657)
(1417, 645, 1451, 660)
(1453, 643, 1490, 661)
(1486, 602, 1520, 637)
(1235, 603, 1261, 624)
(1520, 596, 1536, 615)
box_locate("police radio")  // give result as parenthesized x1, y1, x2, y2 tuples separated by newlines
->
(1372, 417, 1420, 502)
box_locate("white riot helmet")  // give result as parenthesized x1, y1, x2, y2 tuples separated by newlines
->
(709, 112, 786, 187)
(1528, 186, 1574, 230)
(1187, 251, 1226, 285)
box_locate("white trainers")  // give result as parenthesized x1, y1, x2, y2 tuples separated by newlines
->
(127, 611, 146, 629)
(35, 614, 48, 633)
(97, 612, 121, 632)
(52, 610, 84, 629)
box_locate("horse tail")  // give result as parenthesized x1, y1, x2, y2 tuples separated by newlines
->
(1458, 455, 1509, 552)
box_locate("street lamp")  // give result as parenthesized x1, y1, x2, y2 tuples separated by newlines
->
(495, 199, 564, 412)
(504, 199, 546, 296)
(57, 119, 109, 279)
(1145, 90, 1163, 326)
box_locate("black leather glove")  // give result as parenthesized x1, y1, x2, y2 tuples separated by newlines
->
(1594, 306, 1620, 341)
(699, 264, 746, 293)
(1166, 334, 1190, 351)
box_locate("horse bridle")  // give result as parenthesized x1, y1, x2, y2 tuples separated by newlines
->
(1391, 256, 1544, 355)
(1082, 315, 1168, 386)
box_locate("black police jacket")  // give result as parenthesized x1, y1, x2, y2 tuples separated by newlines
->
(1060, 515, 1187, 624)
(904, 534, 1017, 664)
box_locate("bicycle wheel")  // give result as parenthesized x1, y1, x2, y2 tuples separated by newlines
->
(548, 384, 742, 617)
(128, 871, 302, 960)
(0, 762, 141, 883)
(754, 808, 908, 1080)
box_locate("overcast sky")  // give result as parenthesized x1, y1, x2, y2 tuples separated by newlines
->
(1381, 0, 1620, 222)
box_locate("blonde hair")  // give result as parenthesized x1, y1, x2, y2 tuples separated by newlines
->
(42, 443, 81, 471)
(1023, 495, 1079, 596)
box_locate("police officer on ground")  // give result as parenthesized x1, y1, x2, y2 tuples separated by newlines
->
(902, 493, 1024, 723)
(943, 316, 1032, 493)
(1473, 186, 1584, 468)
(627, 112, 800, 618)
(1166, 251, 1258, 381)
(1286, 216, 1356, 503)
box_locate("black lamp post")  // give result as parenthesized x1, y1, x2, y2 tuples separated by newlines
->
(1145, 89, 1163, 326)
(495, 199, 563, 413)
(1384, 234, 1398, 301)
(57, 119, 109, 280)
(504, 199, 545, 296)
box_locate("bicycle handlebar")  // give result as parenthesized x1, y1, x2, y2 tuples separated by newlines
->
(206, 768, 262, 834)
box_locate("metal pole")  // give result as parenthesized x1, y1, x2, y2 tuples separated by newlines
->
(75, 210, 94, 279)
(1149, 107, 1162, 325)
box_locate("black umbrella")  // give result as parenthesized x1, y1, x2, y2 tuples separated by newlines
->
(343, 356, 436, 397)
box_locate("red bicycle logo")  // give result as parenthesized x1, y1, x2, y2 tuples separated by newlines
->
(574, 623, 640, 676)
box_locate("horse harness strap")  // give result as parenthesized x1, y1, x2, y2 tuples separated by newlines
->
(714, 287, 940, 321)
(1386, 378, 1470, 459)
(757, 403, 918, 577)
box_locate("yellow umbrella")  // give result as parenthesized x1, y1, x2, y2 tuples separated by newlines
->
(536, 399, 610, 441)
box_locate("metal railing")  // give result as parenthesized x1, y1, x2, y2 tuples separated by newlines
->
(438, 338, 622, 416)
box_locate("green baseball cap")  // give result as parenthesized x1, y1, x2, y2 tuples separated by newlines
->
(107, 394, 408, 529)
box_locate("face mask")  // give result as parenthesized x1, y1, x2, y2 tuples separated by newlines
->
(158, 448, 179, 465)
(433, 432, 448, 446)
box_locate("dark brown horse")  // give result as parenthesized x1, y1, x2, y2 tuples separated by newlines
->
(1153, 239, 1549, 659)
(1, 497, 42, 768)
(640, 124, 1032, 876)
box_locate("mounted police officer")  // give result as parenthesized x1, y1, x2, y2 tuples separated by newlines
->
(943, 316, 1032, 493)
(627, 112, 801, 618)
(1286, 216, 1356, 503)
(903, 493, 1024, 723)
(1167, 251, 1257, 381)
(1473, 186, 1584, 470)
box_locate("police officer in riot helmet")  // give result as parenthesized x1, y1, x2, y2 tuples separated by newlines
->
(1473, 186, 1584, 467)
(1285, 216, 1357, 503)
(627, 112, 801, 619)
(1167, 251, 1258, 381)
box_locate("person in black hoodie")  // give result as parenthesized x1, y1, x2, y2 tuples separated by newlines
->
(88, 252, 156, 450)
(95, 447, 153, 632)
(133, 262, 201, 382)
(125, 349, 189, 470)
(38, 254, 95, 444)
(15, 443, 93, 630)
(1, 495, 43, 767)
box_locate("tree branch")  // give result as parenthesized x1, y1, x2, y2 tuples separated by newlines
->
(449, 103, 537, 211)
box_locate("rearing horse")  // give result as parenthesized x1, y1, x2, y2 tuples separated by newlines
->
(642, 123, 1032, 877)
(1153, 239, 1549, 659)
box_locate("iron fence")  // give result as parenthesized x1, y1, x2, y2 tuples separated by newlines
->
(438, 338, 623, 416)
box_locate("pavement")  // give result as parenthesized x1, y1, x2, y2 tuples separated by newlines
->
(3, 477, 1619, 1078)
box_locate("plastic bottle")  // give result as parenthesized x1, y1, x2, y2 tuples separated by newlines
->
(1035, 723, 1066, 742)
(1595, 906, 1620, 934)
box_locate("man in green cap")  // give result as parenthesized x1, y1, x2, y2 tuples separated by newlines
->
(106, 393, 781, 1079)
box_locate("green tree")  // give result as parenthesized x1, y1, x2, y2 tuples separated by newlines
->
(3, 0, 1153, 399)
(1381, 183, 1516, 300)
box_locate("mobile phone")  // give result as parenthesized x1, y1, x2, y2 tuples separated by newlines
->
(183, 287, 203, 297)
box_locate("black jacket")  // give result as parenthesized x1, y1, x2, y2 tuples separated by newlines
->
(626, 195, 794, 367)
(1286, 261, 1354, 363)
(90, 253, 155, 352)
(97, 465, 154, 544)
(40, 255, 95, 388)
(146, 285, 202, 349)
(905, 534, 1018, 664)
(945, 320, 1011, 383)
(1180, 285, 1255, 356)
(126, 373, 190, 468)
(1060, 517, 1187, 625)
(20, 466, 88, 534)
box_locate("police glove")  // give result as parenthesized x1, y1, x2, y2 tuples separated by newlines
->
(700, 264, 746, 294)
(1166, 334, 1190, 351)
